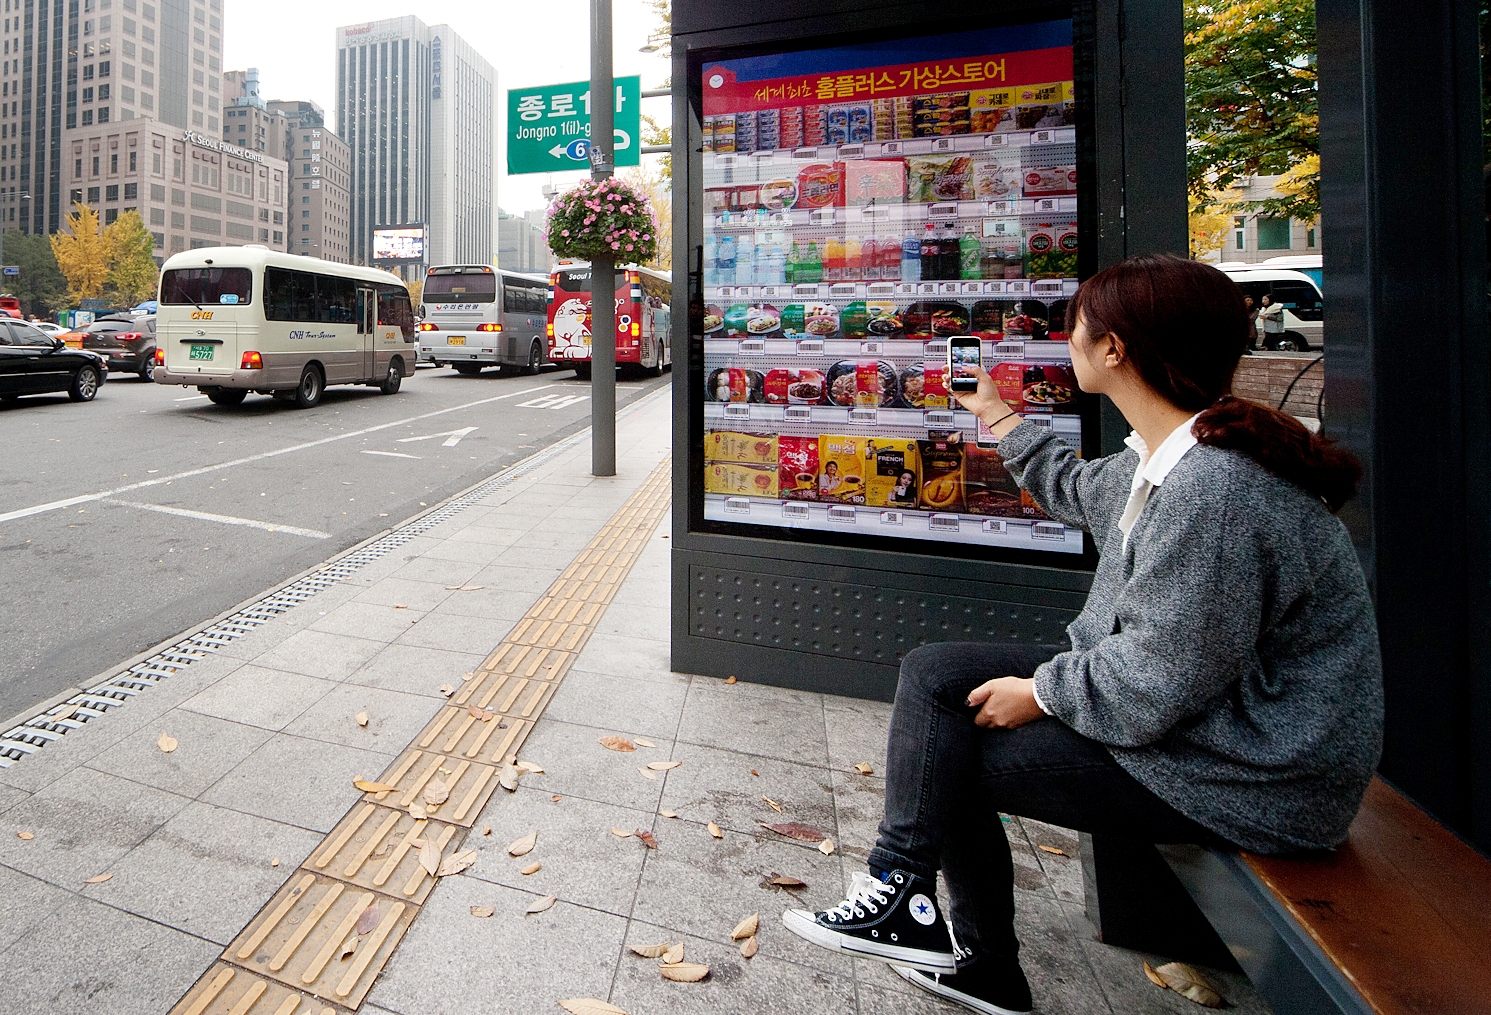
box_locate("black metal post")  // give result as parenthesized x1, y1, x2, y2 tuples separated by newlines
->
(589, 0, 617, 477)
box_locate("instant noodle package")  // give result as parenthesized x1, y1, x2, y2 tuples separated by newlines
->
(906, 156, 975, 203)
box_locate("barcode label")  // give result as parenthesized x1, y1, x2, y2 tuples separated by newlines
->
(880, 141, 904, 154)
(1032, 522, 1066, 540)
(931, 138, 955, 152)
(793, 147, 819, 159)
(738, 339, 767, 355)
(724, 402, 751, 417)
(1007, 280, 1029, 294)
(938, 283, 962, 295)
(962, 283, 983, 295)
(717, 154, 737, 166)
(991, 342, 1026, 360)
(827, 506, 858, 523)
(1036, 199, 1057, 212)
(929, 513, 961, 532)
(794, 284, 821, 296)
(929, 202, 959, 219)
(985, 133, 1008, 147)
(838, 144, 865, 159)
(829, 283, 858, 298)
(917, 283, 939, 295)
(923, 410, 955, 428)
(782, 503, 810, 520)
(880, 511, 904, 526)
(925, 340, 949, 357)
(1032, 280, 1063, 295)
(866, 282, 896, 297)
(987, 200, 1015, 215)
(984, 281, 1007, 294)
(895, 283, 919, 296)
(849, 406, 878, 425)
(784, 405, 812, 422)
(724, 497, 751, 514)
(1027, 415, 1053, 429)
(860, 341, 883, 354)
(810, 208, 835, 225)
(759, 285, 785, 298)
(1031, 129, 1055, 144)
(795, 338, 825, 355)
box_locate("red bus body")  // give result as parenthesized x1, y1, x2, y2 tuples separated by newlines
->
(546, 262, 671, 376)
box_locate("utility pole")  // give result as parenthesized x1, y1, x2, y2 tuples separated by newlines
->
(589, 0, 617, 477)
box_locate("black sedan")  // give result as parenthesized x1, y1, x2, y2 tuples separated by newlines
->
(0, 320, 106, 403)
(75, 314, 158, 380)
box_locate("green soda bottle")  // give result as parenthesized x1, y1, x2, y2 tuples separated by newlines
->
(785, 239, 802, 285)
(960, 225, 982, 280)
(803, 241, 822, 283)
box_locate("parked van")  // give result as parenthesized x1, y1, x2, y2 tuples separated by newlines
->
(152, 246, 417, 407)
(1219, 266, 1324, 351)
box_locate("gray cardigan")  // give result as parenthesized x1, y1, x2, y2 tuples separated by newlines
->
(998, 422, 1383, 853)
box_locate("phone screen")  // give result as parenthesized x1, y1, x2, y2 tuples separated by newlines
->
(949, 336, 981, 392)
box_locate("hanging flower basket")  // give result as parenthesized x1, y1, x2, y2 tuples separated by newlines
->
(547, 177, 658, 264)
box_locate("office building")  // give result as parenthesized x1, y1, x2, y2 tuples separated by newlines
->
(498, 207, 548, 274)
(336, 16, 497, 272)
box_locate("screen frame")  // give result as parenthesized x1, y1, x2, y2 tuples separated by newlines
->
(680, 2, 1103, 575)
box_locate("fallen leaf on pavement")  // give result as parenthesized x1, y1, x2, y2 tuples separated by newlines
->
(521, 862, 542, 875)
(1153, 962, 1225, 1007)
(611, 827, 633, 838)
(508, 832, 538, 857)
(354, 779, 397, 794)
(659, 810, 678, 819)
(552, 795, 563, 802)
(394, 604, 408, 610)
(636, 829, 659, 849)
(740, 936, 759, 959)
(707, 822, 723, 839)
(647, 760, 682, 771)
(638, 767, 657, 781)
(819, 838, 836, 856)
(438, 850, 477, 877)
(438, 683, 455, 696)
(355, 711, 369, 727)
(660, 962, 709, 982)
(357, 901, 381, 935)
(409, 802, 428, 820)
(271, 856, 280, 867)
(467, 705, 486, 720)
(557, 999, 629, 1015)
(662, 941, 684, 964)
(750, 769, 759, 777)
(446, 584, 485, 591)
(769, 875, 807, 889)
(16, 831, 33, 840)
(764, 822, 829, 843)
(1143, 962, 1167, 988)
(526, 894, 558, 915)
(482, 825, 492, 836)
(462, 671, 476, 682)
(725, 676, 737, 684)
(762, 796, 783, 813)
(599, 735, 636, 752)
(424, 778, 451, 806)
(1038, 845, 1067, 856)
(731, 913, 759, 940)
(629, 942, 671, 958)
(157, 732, 178, 753)
(338, 932, 358, 960)
(853, 762, 874, 775)
(471, 906, 495, 918)
(420, 840, 440, 877)
(84, 873, 113, 884)
(516, 760, 544, 774)
(499, 763, 521, 792)
(634, 738, 658, 748)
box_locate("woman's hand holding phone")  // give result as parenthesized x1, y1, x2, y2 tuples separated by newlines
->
(955, 367, 1025, 441)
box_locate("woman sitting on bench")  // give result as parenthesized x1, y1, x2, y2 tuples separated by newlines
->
(783, 255, 1384, 1015)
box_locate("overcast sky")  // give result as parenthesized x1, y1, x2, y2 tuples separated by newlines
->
(222, 0, 672, 216)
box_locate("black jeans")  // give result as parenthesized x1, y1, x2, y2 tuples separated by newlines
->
(867, 641, 1232, 966)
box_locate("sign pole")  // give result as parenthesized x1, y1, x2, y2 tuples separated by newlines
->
(589, 0, 616, 477)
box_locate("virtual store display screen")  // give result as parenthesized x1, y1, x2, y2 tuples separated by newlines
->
(696, 19, 1090, 557)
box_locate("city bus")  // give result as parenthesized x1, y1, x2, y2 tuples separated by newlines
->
(418, 264, 551, 375)
(152, 246, 417, 408)
(546, 261, 672, 380)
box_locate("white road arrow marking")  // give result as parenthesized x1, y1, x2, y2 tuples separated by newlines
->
(516, 393, 590, 410)
(361, 450, 421, 459)
(396, 426, 478, 447)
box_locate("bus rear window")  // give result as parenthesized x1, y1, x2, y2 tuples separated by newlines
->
(161, 267, 253, 306)
(424, 272, 496, 302)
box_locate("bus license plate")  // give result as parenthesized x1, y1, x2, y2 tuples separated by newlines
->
(189, 344, 214, 361)
(447, 335, 465, 346)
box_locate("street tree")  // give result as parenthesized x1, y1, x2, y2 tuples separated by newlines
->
(1185, 0, 1318, 220)
(0, 229, 69, 318)
(50, 202, 110, 304)
(103, 210, 159, 305)
(620, 161, 672, 271)
(1188, 194, 1233, 259)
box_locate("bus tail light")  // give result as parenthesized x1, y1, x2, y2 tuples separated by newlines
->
(631, 322, 640, 337)
(418, 322, 438, 331)
(241, 351, 263, 370)
(477, 323, 502, 332)
(546, 323, 554, 337)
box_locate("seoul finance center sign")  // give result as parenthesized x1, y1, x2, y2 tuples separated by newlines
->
(507, 76, 641, 175)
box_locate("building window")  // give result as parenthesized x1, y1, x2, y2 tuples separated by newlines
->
(153, 153, 162, 174)
(99, 84, 110, 100)
(109, 153, 117, 173)
(1233, 216, 1246, 251)
(151, 231, 164, 248)
(82, 110, 93, 125)
(99, 107, 111, 123)
(71, 188, 83, 203)
(124, 183, 137, 199)
(83, 65, 94, 81)
(1256, 216, 1292, 250)
(100, 61, 110, 77)
(83, 87, 94, 102)
(105, 208, 119, 224)
(105, 184, 118, 201)
(129, 151, 136, 172)
(92, 156, 100, 175)
(149, 207, 163, 224)
(87, 186, 100, 202)
(74, 158, 82, 178)
(1306, 226, 1316, 248)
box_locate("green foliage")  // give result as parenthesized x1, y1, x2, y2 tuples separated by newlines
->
(547, 177, 659, 263)
(0, 229, 69, 318)
(1185, 0, 1318, 220)
(103, 210, 159, 306)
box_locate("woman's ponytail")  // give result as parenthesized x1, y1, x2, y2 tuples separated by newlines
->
(1193, 396, 1361, 512)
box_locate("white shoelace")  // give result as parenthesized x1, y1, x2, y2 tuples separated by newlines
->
(824, 871, 893, 920)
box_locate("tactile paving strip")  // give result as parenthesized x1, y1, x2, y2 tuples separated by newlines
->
(169, 458, 672, 1012)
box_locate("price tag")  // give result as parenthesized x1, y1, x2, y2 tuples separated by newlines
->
(827, 505, 858, 523)
(724, 402, 752, 418)
(793, 284, 821, 297)
(837, 143, 865, 159)
(860, 340, 883, 355)
(1032, 280, 1063, 296)
(938, 282, 962, 296)
(917, 282, 939, 296)
(923, 409, 956, 428)
(810, 208, 835, 225)
(984, 280, 1006, 294)
(929, 203, 959, 219)
(1031, 522, 1066, 540)
(930, 137, 955, 153)
(861, 205, 890, 218)
(880, 511, 904, 526)
(724, 497, 751, 514)
(982, 518, 1009, 534)
(784, 405, 813, 422)
(1030, 129, 1056, 145)
(829, 283, 858, 298)
(759, 285, 785, 298)
(880, 141, 904, 155)
(895, 283, 918, 296)
(793, 147, 820, 159)
(717, 154, 737, 167)
(782, 503, 810, 520)
(925, 339, 949, 357)
(738, 339, 767, 355)
(866, 282, 896, 297)
(1035, 198, 1058, 213)
(961, 282, 983, 295)
(929, 514, 961, 532)
(985, 133, 1008, 148)
(718, 286, 735, 299)
(849, 406, 878, 425)
(991, 341, 1025, 360)
(795, 338, 825, 355)
(987, 200, 1016, 215)
(1007, 280, 1029, 294)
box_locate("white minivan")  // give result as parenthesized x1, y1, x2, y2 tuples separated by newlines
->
(1218, 265, 1324, 352)
(153, 245, 418, 407)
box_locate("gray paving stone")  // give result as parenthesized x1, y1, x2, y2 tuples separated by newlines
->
(389, 554, 488, 587)
(575, 632, 675, 678)
(248, 628, 388, 682)
(593, 603, 670, 642)
(200, 732, 392, 833)
(368, 876, 627, 1015)
(467, 562, 568, 594)
(489, 543, 586, 571)
(309, 600, 422, 642)
(393, 609, 511, 655)
(542, 666, 690, 741)
(418, 538, 510, 565)
(343, 643, 489, 699)
(281, 681, 437, 753)
(658, 740, 838, 841)
(351, 576, 458, 611)
(514, 718, 667, 813)
(0, 863, 72, 955)
(1011, 892, 1115, 1014)
(823, 695, 893, 776)
(612, 574, 671, 608)
(81, 800, 324, 944)
(0, 891, 220, 1015)
(439, 523, 529, 547)
(428, 585, 541, 623)
(1018, 818, 1084, 906)
(179, 664, 336, 732)
(463, 786, 653, 917)
(85, 708, 273, 798)
(0, 784, 29, 815)
(676, 680, 831, 767)
(0, 767, 190, 888)
(828, 768, 885, 863)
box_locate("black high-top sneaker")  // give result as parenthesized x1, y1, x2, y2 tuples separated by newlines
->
(891, 930, 1033, 1015)
(781, 869, 956, 972)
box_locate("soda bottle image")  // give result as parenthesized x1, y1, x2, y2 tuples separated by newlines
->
(900, 230, 921, 282)
(803, 241, 823, 283)
(845, 237, 862, 281)
(717, 235, 737, 284)
(768, 238, 786, 285)
(785, 239, 802, 285)
(960, 226, 982, 280)
(753, 239, 768, 285)
(881, 235, 901, 280)
(920, 223, 940, 280)
(861, 237, 879, 281)
(704, 234, 718, 285)
(823, 237, 845, 282)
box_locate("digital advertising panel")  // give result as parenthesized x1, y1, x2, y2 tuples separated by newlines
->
(372, 225, 427, 263)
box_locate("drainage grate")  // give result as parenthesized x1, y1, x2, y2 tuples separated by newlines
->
(0, 424, 602, 768)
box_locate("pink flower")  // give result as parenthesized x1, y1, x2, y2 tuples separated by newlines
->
(626, 244, 634, 251)
(561, 229, 570, 237)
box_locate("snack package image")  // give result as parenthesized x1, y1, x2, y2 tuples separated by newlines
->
(906, 156, 975, 202)
(818, 435, 867, 504)
(964, 445, 1025, 517)
(917, 437, 966, 513)
(865, 439, 920, 508)
(844, 159, 907, 206)
(705, 431, 779, 465)
(706, 462, 780, 498)
(778, 435, 820, 501)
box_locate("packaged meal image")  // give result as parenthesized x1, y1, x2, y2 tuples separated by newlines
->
(781, 302, 840, 339)
(838, 302, 871, 340)
(762, 368, 827, 405)
(722, 303, 752, 338)
(817, 434, 867, 504)
(1022, 165, 1078, 197)
(906, 156, 975, 202)
(963, 445, 1026, 517)
(903, 301, 972, 339)
(760, 178, 799, 212)
(917, 436, 966, 513)
(703, 304, 724, 334)
(864, 303, 905, 336)
(825, 359, 899, 407)
(973, 160, 1021, 200)
(864, 439, 920, 508)
(745, 303, 782, 336)
(706, 462, 780, 498)
(1023, 224, 1063, 279)
(705, 366, 765, 403)
(1020, 363, 1079, 413)
(778, 435, 820, 501)
(704, 431, 778, 465)
(971, 301, 1005, 336)
(1002, 300, 1049, 339)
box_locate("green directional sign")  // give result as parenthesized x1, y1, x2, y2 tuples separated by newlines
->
(507, 76, 642, 176)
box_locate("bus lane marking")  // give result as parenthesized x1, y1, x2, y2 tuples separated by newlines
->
(104, 500, 332, 538)
(516, 393, 590, 410)
(361, 451, 421, 460)
(396, 427, 477, 447)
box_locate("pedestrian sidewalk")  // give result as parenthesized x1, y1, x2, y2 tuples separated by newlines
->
(0, 384, 1270, 1015)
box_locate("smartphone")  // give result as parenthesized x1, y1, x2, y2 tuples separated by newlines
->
(948, 335, 981, 392)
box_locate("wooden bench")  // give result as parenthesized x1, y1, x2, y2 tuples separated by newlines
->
(1085, 778, 1491, 1014)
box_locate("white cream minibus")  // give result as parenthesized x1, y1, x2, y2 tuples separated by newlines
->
(153, 245, 418, 407)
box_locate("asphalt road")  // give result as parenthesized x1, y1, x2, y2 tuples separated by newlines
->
(0, 362, 670, 722)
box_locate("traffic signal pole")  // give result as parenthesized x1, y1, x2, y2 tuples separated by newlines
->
(589, 0, 617, 477)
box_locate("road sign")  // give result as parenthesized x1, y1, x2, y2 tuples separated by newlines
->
(507, 76, 641, 175)
(2, 266, 18, 276)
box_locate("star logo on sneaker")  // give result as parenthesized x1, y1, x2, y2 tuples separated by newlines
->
(908, 894, 936, 925)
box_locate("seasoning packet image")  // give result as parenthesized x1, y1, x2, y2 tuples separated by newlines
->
(704, 431, 778, 465)
(917, 437, 966, 513)
(778, 435, 820, 501)
(817, 434, 867, 504)
(906, 156, 975, 203)
(706, 462, 780, 498)
(963, 445, 1025, 517)
(864, 439, 920, 508)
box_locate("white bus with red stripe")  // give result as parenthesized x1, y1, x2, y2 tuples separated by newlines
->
(546, 261, 671, 381)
